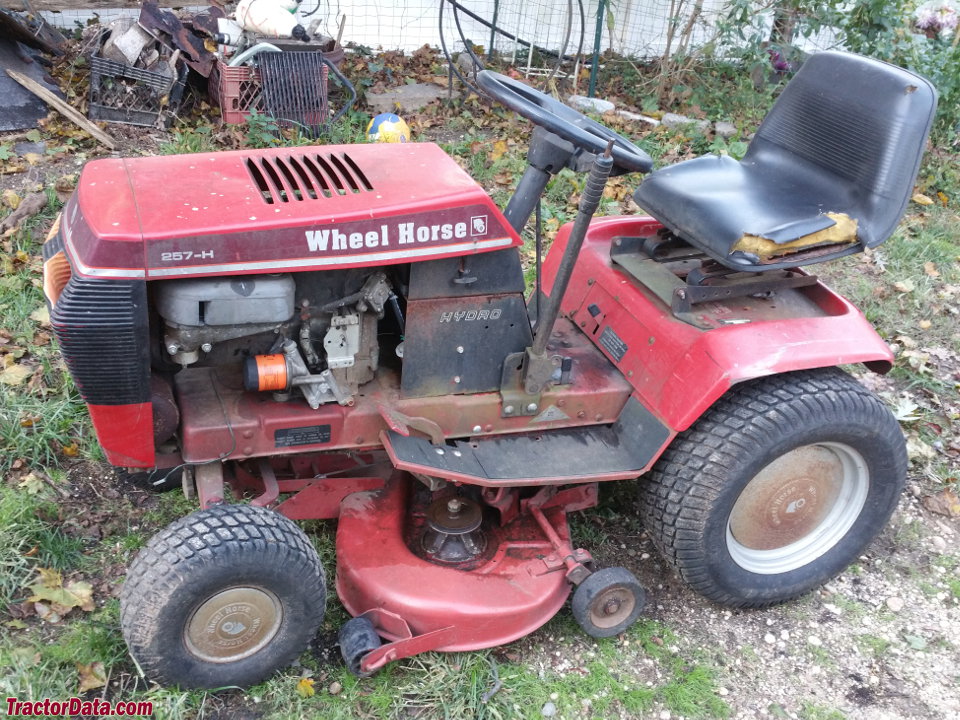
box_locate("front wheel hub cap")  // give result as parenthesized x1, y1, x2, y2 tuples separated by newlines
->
(185, 586, 283, 663)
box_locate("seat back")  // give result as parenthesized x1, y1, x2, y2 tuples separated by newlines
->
(745, 51, 938, 248)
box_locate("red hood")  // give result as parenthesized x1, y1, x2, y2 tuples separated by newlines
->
(61, 143, 521, 279)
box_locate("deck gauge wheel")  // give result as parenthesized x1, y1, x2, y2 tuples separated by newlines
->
(339, 616, 382, 677)
(571, 567, 646, 638)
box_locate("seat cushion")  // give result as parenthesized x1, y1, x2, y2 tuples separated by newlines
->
(633, 153, 862, 270)
(632, 51, 938, 272)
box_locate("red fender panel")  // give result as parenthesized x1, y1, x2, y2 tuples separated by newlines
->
(544, 216, 894, 432)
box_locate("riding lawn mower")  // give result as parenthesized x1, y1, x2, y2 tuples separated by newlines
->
(42, 51, 937, 687)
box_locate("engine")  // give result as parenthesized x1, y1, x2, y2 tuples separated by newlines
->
(154, 269, 398, 408)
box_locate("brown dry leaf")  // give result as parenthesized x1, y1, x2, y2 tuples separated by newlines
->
(906, 433, 937, 461)
(893, 279, 915, 293)
(23, 153, 43, 166)
(64, 581, 95, 611)
(922, 488, 960, 517)
(0, 192, 47, 235)
(8, 601, 35, 619)
(912, 193, 934, 205)
(55, 174, 77, 203)
(11, 647, 41, 667)
(29, 306, 50, 326)
(919, 319, 932, 330)
(17, 472, 45, 496)
(28, 568, 95, 615)
(77, 662, 107, 694)
(2, 189, 21, 209)
(937, 191, 949, 206)
(924, 261, 940, 278)
(0, 364, 34, 387)
(61, 442, 80, 457)
(32, 601, 62, 623)
(32, 330, 52, 347)
(489, 139, 508, 162)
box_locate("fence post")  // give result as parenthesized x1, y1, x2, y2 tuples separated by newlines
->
(489, 0, 499, 59)
(588, 0, 605, 97)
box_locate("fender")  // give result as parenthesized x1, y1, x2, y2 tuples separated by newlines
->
(546, 216, 894, 434)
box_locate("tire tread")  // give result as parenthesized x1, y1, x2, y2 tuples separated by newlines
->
(120, 503, 325, 687)
(639, 368, 906, 608)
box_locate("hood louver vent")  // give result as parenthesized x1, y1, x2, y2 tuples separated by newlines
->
(246, 151, 373, 204)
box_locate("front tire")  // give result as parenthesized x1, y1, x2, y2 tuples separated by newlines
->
(640, 368, 906, 608)
(120, 504, 326, 688)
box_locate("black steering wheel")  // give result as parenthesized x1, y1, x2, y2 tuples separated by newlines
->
(476, 70, 653, 174)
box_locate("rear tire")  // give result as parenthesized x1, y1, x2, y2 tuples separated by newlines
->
(639, 368, 906, 608)
(120, 504, 326, 688)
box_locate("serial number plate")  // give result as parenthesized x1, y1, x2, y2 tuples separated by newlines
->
(275, 425, 332, 448)
(599, 326, 628, 362)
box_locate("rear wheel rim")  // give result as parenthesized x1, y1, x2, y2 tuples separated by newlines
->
(726, 442, 869, 575)
(184, 586, 283, 663)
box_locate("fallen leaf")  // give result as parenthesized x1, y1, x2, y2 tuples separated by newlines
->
(918, 320, 932, 330)
(892, 399, 921, 422)
(0, 364, 34, 386)
(10, 647, 41, 667)
(32, 601, 62, 624)
(7, 601, 35, 619)
(61, 442, 79, 457)
(29, 306, 50, 326)
(912, 193, 934, 205)
(65, 581, 95, 611)
(2, 189, 21, 209)
(23, 153, 43, 166)
(489, 139, 507, 162)
(922, 488, 960, 517)
(55, 175, 77, 203)
(17, 472, 45, 496)
(28, 568, 95, 615)
(906, 434, 937, 461)
(924, 261, 940, 278)
(0, 192, 47, 235)
(893, 279, 915, 293)
(77, 662, 107, 693)
(937, 191, 948, 206)
(296, 676, 315, 698)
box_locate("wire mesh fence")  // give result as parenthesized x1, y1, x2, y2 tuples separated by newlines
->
(34, 1, 838, 72)
(29, 0, 779, 55)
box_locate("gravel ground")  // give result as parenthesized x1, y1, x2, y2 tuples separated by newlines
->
(576, 482, 960, 720)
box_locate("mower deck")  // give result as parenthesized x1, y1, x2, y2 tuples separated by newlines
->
(335, 475, 590, 670)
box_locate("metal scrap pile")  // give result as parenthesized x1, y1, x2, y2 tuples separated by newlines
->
(86, 1, 230, 128)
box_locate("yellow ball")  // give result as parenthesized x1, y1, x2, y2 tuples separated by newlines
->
(366, 113, 411, 143)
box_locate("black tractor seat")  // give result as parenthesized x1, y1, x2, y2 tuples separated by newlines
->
(633, 51, 938, 272)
